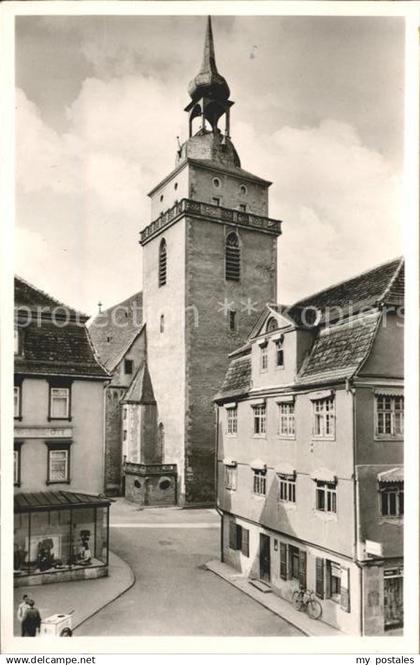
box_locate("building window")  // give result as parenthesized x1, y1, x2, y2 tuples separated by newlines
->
(14, 385, 21, 420)
(224, 465, 237, 491)
(239, 184, 247, 195)
(225, 232, 240, 281)
(14, 443, 22, 486)
(46, 443, 71, 484)
(228, 309, 236, 331)
(160, 194, 164, 202)
(174, 182, 178, 190)
(278, 402, 295, 437)
(213, 177, 221, 188)
(376, 395, 404, 437)
(123, 406, 127, 420)
(260, 344, 268, 372)
(229, 520, 249, 557)
(289, 545, 300, 580)
(159, 238, 167, 287)
(326, 560, 341, 602)
(238, 204, 247, 212)
(212, 197, 221, 206)
(276, 341, 284, 368)
(253, 404, 266, 435)
(226, 406, 238, 435)
(160, 314, 165, 333)
(278, 475, 296, 503)
(49, 386, 71, 420)
(316, 481, 337, 513)
(313, 397, 335, 439)
(266, 317, 277, 332)
(379, 482, 404, 517)
(124, 359, 133, 374)
(253, 469, 266, 495)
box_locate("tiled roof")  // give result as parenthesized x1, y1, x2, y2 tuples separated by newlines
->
(215, 353, 252, 401)
(297, 310, 381, 385)
(290, 257, 404, 322)
(122, 363, 156, 404)
(189, 159, 271, 185)
(15, 276, 85, 319)
(15, 319, 109, 378)
(88, 292, 143, 372)
(14, 491, 110, 513)
(15, 278, 108, 379)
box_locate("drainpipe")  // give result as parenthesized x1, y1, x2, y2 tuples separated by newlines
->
(348, 378, 364, 637)
(214, 403, 224, 562)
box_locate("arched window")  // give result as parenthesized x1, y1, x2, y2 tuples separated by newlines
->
(159, 238, 167, 287)
(225, 232, 240, 282)
(160, 314, 165, 333)
(266, 317, 278, 332)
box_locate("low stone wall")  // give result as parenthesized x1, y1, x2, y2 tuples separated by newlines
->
(14, 565, 108, 587)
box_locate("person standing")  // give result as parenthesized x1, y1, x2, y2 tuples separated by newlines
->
(21, 599, 41, 637)
(17, 594, 31, 636)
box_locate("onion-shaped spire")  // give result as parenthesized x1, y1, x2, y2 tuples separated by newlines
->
(188, 16, 230, 105)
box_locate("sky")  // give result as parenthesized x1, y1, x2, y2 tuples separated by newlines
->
(15, 13, 405, 316)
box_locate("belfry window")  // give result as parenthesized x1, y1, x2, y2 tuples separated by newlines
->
(225, 232, 240, 282)
(159, 238, 167, 287)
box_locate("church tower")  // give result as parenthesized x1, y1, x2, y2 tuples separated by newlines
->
(140, 17, 282, 506)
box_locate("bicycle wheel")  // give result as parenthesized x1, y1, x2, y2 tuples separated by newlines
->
(292, 591, 304, 611)
(307, 599, 322, 619)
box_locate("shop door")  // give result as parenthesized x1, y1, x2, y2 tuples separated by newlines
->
(259, 533, 271, 583)
(384, 576, 403, 629)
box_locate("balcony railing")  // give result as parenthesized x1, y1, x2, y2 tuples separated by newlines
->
(140, 198, 282, 244)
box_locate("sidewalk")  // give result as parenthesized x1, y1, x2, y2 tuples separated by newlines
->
(13, 551, 134, 636)
(206, 559, 343, 637)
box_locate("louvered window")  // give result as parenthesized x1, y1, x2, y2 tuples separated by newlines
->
(159, 238, 167, 287)
(225, 232, 240, 281)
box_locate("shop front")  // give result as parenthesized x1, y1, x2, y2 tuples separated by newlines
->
(14, 491, 110, 586)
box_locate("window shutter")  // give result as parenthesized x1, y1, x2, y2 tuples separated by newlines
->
(298, 550, 307, 589)
(325, 561, 332, 598)
(242, 528, 250, 557)
(229, 520, 236, 549)
(315, 557, 325, 599)
(340, 567, 351, 612)
(280, 543, 287, 580)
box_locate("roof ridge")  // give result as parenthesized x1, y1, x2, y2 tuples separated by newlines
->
(292, 256, 403, 307)
(90, 290, 143, 320)
(15, 274, 86, 317)
(377, 257, 404, 303)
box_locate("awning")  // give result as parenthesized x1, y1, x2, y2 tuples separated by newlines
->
(373, 387, 404, 397)
(310, 389, 334, 401)
(275, 463, 296, 479)
(377, 467, 404, 483)
(250, 459, 267, 471)
(310, 468, 337, 483)
(223, 457, 237, 467)
(14, 491, 110, 513)
(276, 395, 295, 404)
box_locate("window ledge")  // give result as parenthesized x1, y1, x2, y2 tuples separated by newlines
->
(14, 482, 21, 488)
(278, 502, 297, 511)
(374, 436, 403, 442)
(252, 435, 267, 439)
(46, 480, 71, 485)
(225, 434, 238, 439)
(48, 417, 72, 423)
(378, 517, 403, 526)
(312, 437, 336, 442)
(253, 494, 266, 499)
(314, 509, 338, 522)
(14, 416, 23, 422)
(276, 435, 296, 441)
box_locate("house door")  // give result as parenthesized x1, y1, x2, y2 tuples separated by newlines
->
(384, 575, 403, 629)
(259, 533, 271, 583)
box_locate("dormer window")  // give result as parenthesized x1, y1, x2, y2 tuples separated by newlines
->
(266, 317, 278, 333)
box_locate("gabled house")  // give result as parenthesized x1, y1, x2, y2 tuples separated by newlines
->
(88, 291, 144, 495)
(14, 277, 111, 586)
(214, 257, 404, 635)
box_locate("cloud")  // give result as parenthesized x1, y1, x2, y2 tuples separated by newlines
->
(16, 76, 402, 312)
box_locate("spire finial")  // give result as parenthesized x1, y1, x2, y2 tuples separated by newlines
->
(201, 16, 217, 74)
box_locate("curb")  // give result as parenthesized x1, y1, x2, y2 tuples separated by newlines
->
(205, 563, 310, 637)
(73, 552, 136, 632)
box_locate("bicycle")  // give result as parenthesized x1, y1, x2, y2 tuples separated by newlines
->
(291, 587, 322, 619)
